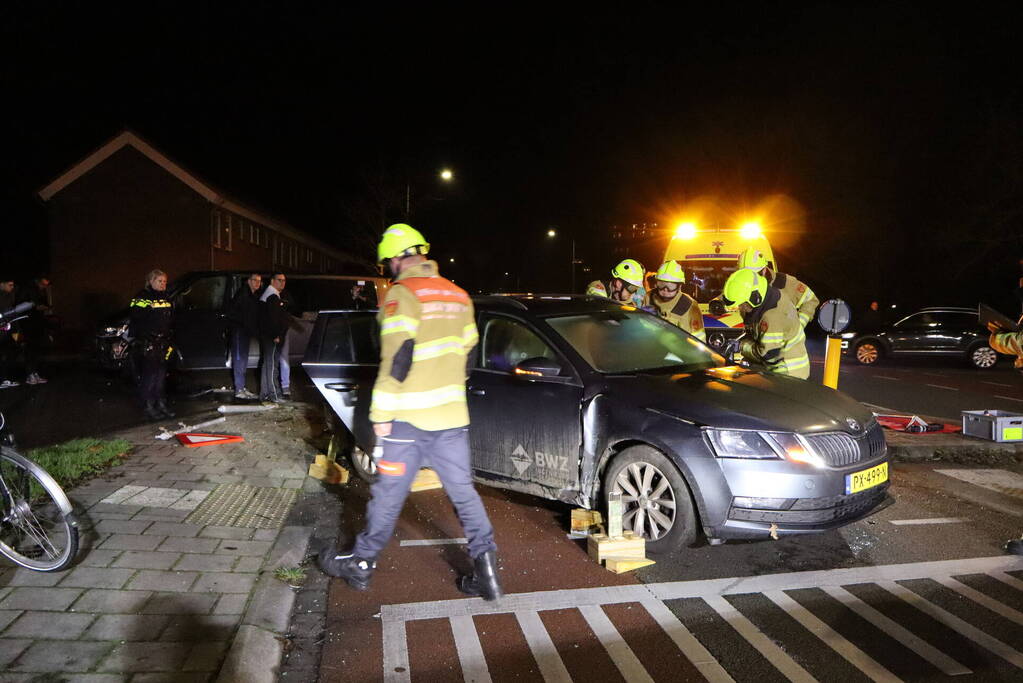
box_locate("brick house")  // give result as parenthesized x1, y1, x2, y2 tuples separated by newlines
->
(38, 130, 360, 335)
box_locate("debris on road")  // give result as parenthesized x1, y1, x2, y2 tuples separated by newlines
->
(155, 415, 227, 440)
(218, 403, 279, 414)
(176, 431, 245, 447)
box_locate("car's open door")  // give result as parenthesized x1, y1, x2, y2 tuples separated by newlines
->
(302, 310, 380, 452)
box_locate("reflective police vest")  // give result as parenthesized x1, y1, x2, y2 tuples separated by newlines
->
(773, 272, 819, 329)
(645, 290, 706, 342)
(739, 287, 810, 379)
(370, 260, 478, 431)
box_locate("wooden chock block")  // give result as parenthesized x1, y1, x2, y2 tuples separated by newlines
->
(314, 454, 329, 467)
(410, 468, 443, 492)
(604, 557, 656, 574)
(307, 462, 327, 480)
(571, 508, 603, 533)
(587, 531, 645, 565)
(324, 462, 350, 485)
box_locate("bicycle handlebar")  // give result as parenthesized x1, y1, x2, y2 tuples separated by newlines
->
(0, 302, 33, 321)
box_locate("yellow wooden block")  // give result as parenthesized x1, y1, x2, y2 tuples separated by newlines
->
(324, 462, 350, 485)
(307, 463, 327, 480)
(314, 454, 328, 467)
(410, 468, 443, 492)
(571, 509, 604, 532)
(587, 531, 645, 564)
(604, 557, 656, 574)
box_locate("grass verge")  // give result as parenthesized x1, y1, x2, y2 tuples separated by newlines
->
(25, 438, 133, 491)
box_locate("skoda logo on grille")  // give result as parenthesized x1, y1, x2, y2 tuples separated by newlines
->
(845, 418, 861, 432)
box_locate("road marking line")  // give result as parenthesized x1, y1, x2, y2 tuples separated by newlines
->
(862, 402, 899, 413)
(880, 581, 1023, 669)
(514, 611, 572, 683)
(703, 595, 816, 682)
(380, 556, 1023, 622)
(923, 372, 945, 377)
(991, 571, 1023, 593)
(382, 618, 411, 683)
(936, 469, 1023, 499)
(925, 384, 958, 391)
(888, 517, 968, 526)
(983, 381, 1013, 387)
(874, 375, 900, 381)
(765, 590, 899, 682)
(578, 604, 655, 683)
(400, 538, 468, 546)
(935, 576, 1023, 626)
(641, 600, 735, 683)
(994, 395, 1023, 403)
(821, 586, 971, 676)
(449, 615, 493, 683)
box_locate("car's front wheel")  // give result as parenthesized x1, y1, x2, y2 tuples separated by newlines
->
(968, 343, 998, 369)
(604, 446, 697, 555)
(854, 340, 882, 365)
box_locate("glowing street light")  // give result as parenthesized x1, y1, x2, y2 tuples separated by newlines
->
(547, 229, 557, 237)
(440, 168, 454, 181)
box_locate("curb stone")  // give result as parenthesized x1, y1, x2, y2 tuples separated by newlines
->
(217, 525, 313, 683)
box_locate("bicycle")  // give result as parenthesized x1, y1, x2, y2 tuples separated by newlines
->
(0, 303, 79, 571)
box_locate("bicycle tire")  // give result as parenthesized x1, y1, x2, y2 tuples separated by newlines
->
(0, 447, 79, 571)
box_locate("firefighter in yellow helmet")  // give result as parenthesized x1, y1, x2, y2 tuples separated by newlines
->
(738, 246, 819, 329)
(644, 261, 706, 342)
(587, 259, 646, 306)
(722, 268, 810, 379)
(318, 223, 502, 601)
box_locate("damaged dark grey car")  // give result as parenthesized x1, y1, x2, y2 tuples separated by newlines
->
(304, 295, 892, 554)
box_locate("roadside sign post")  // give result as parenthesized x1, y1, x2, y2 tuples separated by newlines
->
(816, 299, 851, 390)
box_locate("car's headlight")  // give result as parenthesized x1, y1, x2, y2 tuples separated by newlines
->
(706, 430, 779, 459)
(840, 332, 856, 339)
(102, 326, 119, 335)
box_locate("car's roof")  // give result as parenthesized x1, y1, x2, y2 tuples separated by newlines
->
(473, 294, 630, 316)
(175, 268, 384, 280)
(917, 306, 976, 314)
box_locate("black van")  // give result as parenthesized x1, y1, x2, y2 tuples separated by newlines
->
(96, 270, 389, 371)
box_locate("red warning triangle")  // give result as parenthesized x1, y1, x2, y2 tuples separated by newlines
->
(176, 432, 245, 448)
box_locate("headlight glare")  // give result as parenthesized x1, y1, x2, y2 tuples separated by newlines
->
(769, 433, 827, 468)
(707, 430, 779, 459)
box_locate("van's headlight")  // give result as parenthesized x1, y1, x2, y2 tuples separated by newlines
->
(706, 430, 779, 459)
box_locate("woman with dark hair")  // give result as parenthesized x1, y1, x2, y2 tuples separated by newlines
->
(129, 269, 175, 420)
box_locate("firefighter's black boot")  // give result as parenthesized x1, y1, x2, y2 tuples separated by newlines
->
(143, 401, 163, 421)
(155, 399, 175, 418)
(318, 545, 375, 591)
(458, 550, 503, 601)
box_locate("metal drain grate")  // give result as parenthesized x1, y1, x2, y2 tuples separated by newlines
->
(185, 484, 298, 528)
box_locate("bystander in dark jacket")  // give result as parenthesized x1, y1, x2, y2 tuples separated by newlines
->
(0, 278, 20, 388)
(258, 273, 291, 402)
(227, 274, 262, 397)
(16, 276, 52, 384)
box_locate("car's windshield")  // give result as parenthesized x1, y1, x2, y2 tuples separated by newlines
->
(546, 310, 725, 373)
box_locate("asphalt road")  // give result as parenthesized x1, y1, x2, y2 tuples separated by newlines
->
(805, 339, 1023, 421)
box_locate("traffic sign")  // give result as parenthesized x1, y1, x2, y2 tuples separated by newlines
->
(176, 432, 245, 448)
(817, 298, 851, 334)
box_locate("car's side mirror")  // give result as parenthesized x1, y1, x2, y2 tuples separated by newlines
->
(513, 356, 562, 379)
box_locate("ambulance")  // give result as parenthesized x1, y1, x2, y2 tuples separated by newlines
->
(661, 222, 776, 349)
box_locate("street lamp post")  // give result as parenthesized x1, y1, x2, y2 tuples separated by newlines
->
(546, 229, 580, 292)
(405, 168, 455, 219)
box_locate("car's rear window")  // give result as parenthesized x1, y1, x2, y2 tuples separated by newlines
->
(547, 311, 723, 373)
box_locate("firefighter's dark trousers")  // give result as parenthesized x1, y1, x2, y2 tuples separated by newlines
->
(353, 421, 497, 560)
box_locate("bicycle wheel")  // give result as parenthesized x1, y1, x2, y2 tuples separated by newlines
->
(0, 447, 79, 571)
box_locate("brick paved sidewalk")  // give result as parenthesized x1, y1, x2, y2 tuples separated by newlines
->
(0, 407, 318, 682)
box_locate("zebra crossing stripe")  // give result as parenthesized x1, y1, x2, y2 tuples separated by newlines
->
(992, 570, 1023, 593)
(640, 600, 735, 683)
(934, 576, 1023, 626)
(880, 581, 1023, 669)
(578, 604, 655, 683)
(450, 615, 493, 683)
(382, 617, 411, 683)
(703, 595, 816, 682)
(515, 611, 572, 683)
(764, 590, 900, 683)
(820, 586, 971, 676)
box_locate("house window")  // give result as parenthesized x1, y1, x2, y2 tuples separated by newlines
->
(211, 211, 222, 248)
(223, 215, 233, 252)
(306, 248, 313, 264)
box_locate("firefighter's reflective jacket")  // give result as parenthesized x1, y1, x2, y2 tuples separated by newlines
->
(990, 329, 1023, 370)
(773, 272, 819, 329)
(738, 286, 810, 379)
(370, 260, 478, 430)
(644, 290, 706, 342)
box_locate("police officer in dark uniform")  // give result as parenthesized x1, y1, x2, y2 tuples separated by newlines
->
(130, 269, 175, 421)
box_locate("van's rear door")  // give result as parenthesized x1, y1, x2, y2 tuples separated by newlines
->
(302, 310, 380, 451)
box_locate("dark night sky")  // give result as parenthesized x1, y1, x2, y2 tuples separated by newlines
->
(3, 3, 1022, 314)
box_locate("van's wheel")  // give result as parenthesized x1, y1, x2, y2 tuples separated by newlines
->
(603, 445, 697, 555)
(349, 445, 377, 483)
(968, 343, 998, 369)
